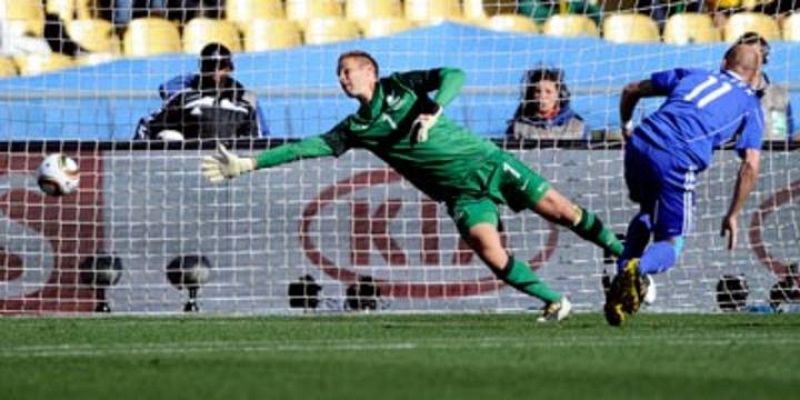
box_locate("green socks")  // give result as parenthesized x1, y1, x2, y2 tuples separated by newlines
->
(496, 257, 561, 303)
(571, 207, 624, 257)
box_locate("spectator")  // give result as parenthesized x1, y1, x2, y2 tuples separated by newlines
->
(506, 67, 589, 140)
(134, 43, 267, 140)
(517, 0, 602, 26)
(724, 32, 796, 141)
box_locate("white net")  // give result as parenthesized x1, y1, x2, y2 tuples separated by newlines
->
(0, 0, 798, 315)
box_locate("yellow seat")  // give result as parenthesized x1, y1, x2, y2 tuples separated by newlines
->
(782, 12, 800, 41)
(360, 17, 415, 38)
(4, 0, 46, 37)
(404, 0, 461, 23)
(286, 0, 342, 25)
(482, 14, 538, 33)
(0, 57, 18, 77)
(302, 17, 360, 45)
(123, 18, 182, 57)
(543, 14, 599, 37)
(723, 12, 780, 42)
(663, 13, 720, 45)
(345, 0, 401, 23)
(463, 0, 487, 21)
(76, 52, 118, 66)
(14, 53, 74, 75)
(224, 0, 283, 26)
(242, 18, 302, 51)
(66, 19, 121, 53)
(603, 13, 660, 43)
(183, 18, 242, 54)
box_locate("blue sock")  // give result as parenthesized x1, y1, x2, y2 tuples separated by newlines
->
(639, 239, 682, 275)
(618, 212, 652, 273)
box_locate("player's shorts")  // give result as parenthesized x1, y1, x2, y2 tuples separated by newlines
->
(447, 151, 551, 236)
(625, 135, 697, 240)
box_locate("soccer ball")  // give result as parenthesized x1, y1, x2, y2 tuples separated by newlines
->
(36, 153, 79, 196)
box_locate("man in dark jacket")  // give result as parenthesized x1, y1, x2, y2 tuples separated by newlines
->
(134, 43, 266, 140)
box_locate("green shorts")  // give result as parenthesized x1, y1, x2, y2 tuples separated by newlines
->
(447, 151, 551, 236)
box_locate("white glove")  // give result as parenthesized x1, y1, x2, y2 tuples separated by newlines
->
(410, 105, 442, 145)
(201, 144, 255, 183)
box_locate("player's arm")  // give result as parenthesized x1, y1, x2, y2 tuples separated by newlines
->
(405, 68, 465, 143)
(202, 124, 352, 183)
(619, 80, 659, 138)
(721, 148, 760, 250)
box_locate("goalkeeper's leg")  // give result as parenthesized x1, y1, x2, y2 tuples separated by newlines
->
(449, 199, 569, 321)
(528, 189, 623, 257)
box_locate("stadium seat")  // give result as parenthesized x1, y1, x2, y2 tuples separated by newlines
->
(14, 53, 74, 75)
(242, 18, 302, 51)
(76, 52, 117, 66)
(183, 18, 242, 54)
(360, 17, 415, 38)
(543, 14, 599, 37)
(482, 14, 539, 33)
(663, 13, 720, 45)
(123, 18, 182, 57)
(723, 12, 780, 42)
(224, 0, 283, 26)
(303, 17, 360, 45)
(3, 0, 46, 37)
(782, 12, 800, 41)
(286, 0, 342, 25)
(602, 13, 660, 43)
(404, 0, 461, 23)
(345, 0, 401, 23)
(0, 56, 18, 77)
(463, 0, 487, 21)
(66, 19, 121, 53)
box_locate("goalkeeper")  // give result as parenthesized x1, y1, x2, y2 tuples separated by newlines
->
(202, 50, 623, 322)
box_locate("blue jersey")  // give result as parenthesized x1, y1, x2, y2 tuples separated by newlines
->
(635, 68, 764, 171)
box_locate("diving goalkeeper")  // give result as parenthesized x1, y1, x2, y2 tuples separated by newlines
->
(202, 50, 623, 322)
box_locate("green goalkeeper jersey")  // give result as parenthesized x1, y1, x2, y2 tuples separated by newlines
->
(253, 68, 500, 202)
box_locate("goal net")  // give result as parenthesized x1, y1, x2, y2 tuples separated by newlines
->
(0, 0, 797, 315)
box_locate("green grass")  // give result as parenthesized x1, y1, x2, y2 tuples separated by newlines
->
(1, 314, 799, 400)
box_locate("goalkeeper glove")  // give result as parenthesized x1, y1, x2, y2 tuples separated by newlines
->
(201, 144, 256, 183)
(410, 103, 442, 145)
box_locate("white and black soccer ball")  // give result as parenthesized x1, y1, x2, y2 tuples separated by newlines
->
(36, 153, 79, 196)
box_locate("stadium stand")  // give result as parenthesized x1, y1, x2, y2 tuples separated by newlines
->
(360, 17, 416, 38)
(723, 12, 781, 42)
(663, 13, 721, 45)
(542, 14, 599, 37)
(66, 18, 121, 53)
(404, 0, 462, 23)
(4, 0, 46, 37)
(286, 0, 343, 26)
(345, 0, 402, 23)
(182, 18, 242, 54)
(482, 14, 540, 33)
(782, 12, 800, 41)
(122, 17, 182, 56)
(242, 18, 302, 51)
(302, 17, 360, 45)
(463, 0, 488, 20)
(14, 52, 74, 75)
(602, 13, 661, 43)
(0, 55, 16, 77)
(225, 0, 284, 27)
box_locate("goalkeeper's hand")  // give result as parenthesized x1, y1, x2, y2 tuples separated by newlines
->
(410, 104, 442, 145)
(201, 144, 255, 183)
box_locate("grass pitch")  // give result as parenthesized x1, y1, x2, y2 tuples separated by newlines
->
(1, 313, 799, 400)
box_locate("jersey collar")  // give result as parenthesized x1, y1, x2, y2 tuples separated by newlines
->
(356, 82, 384, 120)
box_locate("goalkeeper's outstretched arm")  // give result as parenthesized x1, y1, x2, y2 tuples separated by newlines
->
(201, 136, 337, 183)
